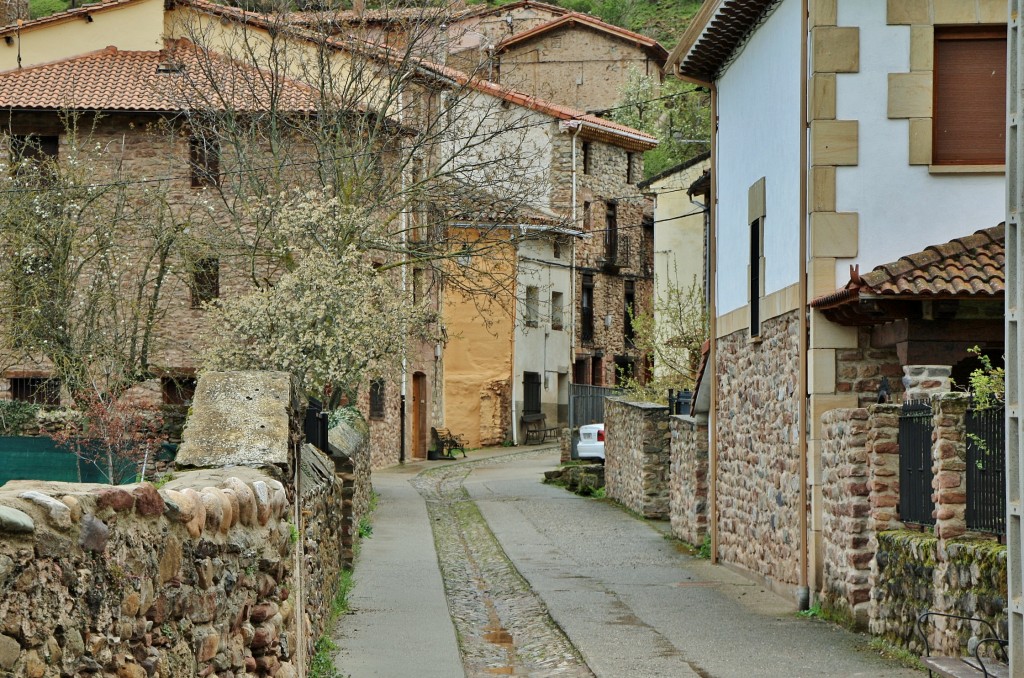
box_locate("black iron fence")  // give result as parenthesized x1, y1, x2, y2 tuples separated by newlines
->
(966, 404, 1006, 535)
(667, 389, 693, 415)
(898, 400, 935, 525)
(304, 398, 329, 454)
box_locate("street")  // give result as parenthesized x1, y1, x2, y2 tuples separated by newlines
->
(333, 447, 920, 677)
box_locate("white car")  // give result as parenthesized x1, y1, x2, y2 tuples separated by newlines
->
(577, 423, 605, 461)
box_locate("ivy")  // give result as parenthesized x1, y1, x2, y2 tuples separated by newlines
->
(0, 400, 40, 434)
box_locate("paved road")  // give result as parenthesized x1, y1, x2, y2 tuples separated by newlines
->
(333, 447, 920, 677)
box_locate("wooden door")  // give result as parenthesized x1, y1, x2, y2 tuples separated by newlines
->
(412, 372, 427, 459)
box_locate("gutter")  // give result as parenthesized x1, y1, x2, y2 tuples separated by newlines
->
(797, 0, 809, 612)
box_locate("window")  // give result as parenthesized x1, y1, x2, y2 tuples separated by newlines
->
(524, 286, 539, 327)
(605, 201, 618, 260)
(614, 356, 636, 386)
(933, 27, 1006, 165)
(190, 258, 220, 308)
(591, 356, 602, 386)
(189, 136, 220, 187)
(413, 267, 424, 304)
(574, 358, 590, 385)
(11, 134, 58, 181)
(583, 201, 592, 230)
(748, 178, 766, 338)
(10, 377, 60, 407)
(582, 141, 592, 175)
(581, 274, 594, 342)
(369, 378, 386, 420)
(550, 291, 564, 331)
(626, 152, 636, 184)
(161, 377, 196, 405)
(523, 372, 541, 414)
(623, 280, 635, 347)
(553, 240, 561, 259)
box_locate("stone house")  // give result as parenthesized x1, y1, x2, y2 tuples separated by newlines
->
(427, 63, 658, 445)
(668, 0, 1006, 604)
(637, 152, 711, 380)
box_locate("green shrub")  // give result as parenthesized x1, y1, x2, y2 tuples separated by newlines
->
(29, 0, 69, 19)
(0, 400, 39, 435)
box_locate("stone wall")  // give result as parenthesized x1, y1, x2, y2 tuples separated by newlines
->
(716, 311, 801, 588)
(0, 371, 362, 677)
(820, 408, 872, 626)
(604, 398, 670, 519)
(668, 414, 708, 545)
(835, 328, 903, 407)
(327, 418, 372, 568)
(870, 531, 1007, 657)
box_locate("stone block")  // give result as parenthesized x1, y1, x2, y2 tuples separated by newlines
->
(933, 0, 977, 23)
(812, 26, 859, 73)
(978, 0, 1007, 23)
(811, 120, 858, 165)
(909, 25, 933, 72)
(888, 72, 932, 119)
(810, 212, 858, 258)
(886, 0, 930, 24)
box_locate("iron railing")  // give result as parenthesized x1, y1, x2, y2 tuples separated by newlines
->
(966, 403, 1006, 535)
(667, 389, 692, 415)
(304, 398, 329, 454)
(899, 399, 935, 525)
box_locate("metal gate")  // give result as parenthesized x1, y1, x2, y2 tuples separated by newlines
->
(966, 404, 1006, 534)
(898, 400, 935, 525)
(568, 384, 621, 458)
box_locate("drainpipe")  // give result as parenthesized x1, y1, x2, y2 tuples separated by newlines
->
(293, 445, 305, 676)
(400, 96, 409, 463)
(569, 121, 582, 381)
(797, 0, 811, 612)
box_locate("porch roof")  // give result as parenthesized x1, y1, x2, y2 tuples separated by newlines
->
(667, 0, 782, 82)
(810, 224, 1005, 324)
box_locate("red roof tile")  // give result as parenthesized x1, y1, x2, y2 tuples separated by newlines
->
(810, 224, 1005, 309)
(0, 39, 318, 113)
(0, 0, 146, 35)
(495, 12, 668, 61)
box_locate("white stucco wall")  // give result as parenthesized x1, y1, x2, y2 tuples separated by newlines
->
(513, 236, 572, 425)
(834, 0, 1005, 276)
(715, 0, 803, 315)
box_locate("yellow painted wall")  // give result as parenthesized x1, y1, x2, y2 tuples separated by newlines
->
(0, 0, 164, 71)
(442, 238, 515, 448)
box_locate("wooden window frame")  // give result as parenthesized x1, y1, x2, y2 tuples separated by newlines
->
(190, 258, 220, 309)
(189, 135, 221, 187)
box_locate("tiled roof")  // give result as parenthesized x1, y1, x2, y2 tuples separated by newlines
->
(417, 60, 658, 151)
(0, 0, 145, 35)
(495, 12, 668, 61)
(0, 39, 318, 113)
(667, 0, 781, 82)
(810, 224, 1005, 309)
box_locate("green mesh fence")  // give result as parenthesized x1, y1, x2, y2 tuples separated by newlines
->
(0, 436, 136, 487)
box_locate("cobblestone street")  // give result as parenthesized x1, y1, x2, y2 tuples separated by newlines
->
(333, 447, 921, 677)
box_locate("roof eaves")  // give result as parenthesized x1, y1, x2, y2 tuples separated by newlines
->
(496, 13, 668, 61)
(668, 0, 781, 83)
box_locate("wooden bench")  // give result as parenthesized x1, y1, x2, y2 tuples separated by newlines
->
(521, 412, 559, 445)
(430, 427, 467, 459)
(917, 612, 1009, 678)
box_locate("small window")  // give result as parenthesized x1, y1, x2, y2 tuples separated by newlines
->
(524, 286, 539, 327)
(553, 240, 561, 259)
(413, 268, 424, 304)
(10, 377, 60, 407)
(551, 291, 564, 331)
(189, 136, 220, 187)
(581, 274, 594, 343)
(605, 201, 618, 259)
(582, 141, 592, 175)
(583, 201, 592, 230)
(161, 377, 196, 405)
(190, 258, 220, 308)
(523, 371, 541, 414)
(626, 152, 636, 184)
(11, 134, 58, 180)
(933, 27, 1006, 165)
(750, 217, 763, 337)
(369, 378, 386, 420)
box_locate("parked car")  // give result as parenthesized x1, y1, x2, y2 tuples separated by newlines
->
(577, 423, 605, 461)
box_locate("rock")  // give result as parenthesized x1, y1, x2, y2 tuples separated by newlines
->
(249, 603, 278, 624)
(96, 489, 135, 513)
(252, 481, 271, 525)
(117, 662, 146, 678)
(276, 661, 298, 678)
(78, 514, 110, 553)
(158, 536, 182, 584)
(162, 490, 194, 523)
(0, 505, 35, 534)
(132, 484, 166, 518)
(25, 649, 44, 677)
(181, 488, 206, 538)
(196, 631, 219, 663)
(222, 478, 257, 526)
(19, 491, 72, 530)
(199, 490, 224, 534)
(220, 488, 241, 530)
(122, 592, 141, 618)
(59, 495, 83, 522)
(64, 628, 84, 658)
(0, 634, 21, 670)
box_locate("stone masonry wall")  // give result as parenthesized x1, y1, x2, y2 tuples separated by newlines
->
(0, 371, 357, 677)
(820, 408, 872, 627)
(716, 311, 801, 587)
(604, 398, 670, 519)
(668, 414, 708, 545)
(835, 328, 903, 407)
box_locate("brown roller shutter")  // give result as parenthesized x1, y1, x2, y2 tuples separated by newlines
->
(933, 26, 1006, 166)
